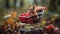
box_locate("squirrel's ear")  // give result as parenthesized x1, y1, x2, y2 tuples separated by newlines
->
(11, 12, 17, 18)
(43, 7, 46, 10)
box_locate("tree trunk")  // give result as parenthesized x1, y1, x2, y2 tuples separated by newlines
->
(58, 0, 60, 6)
(5, 0, 9, 8)
(48, 0, 57, 12)
(20, 0, 24, 7)
(34, 0, 38, 5)
(14, 0, 17, 9)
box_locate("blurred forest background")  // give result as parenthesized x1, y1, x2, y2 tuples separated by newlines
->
(0, 0, 60, 24)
